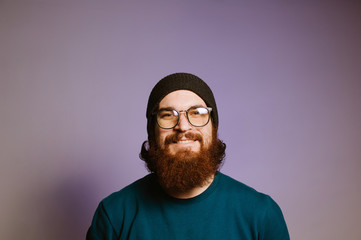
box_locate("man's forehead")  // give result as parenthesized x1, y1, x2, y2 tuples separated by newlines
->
(158, 90, 207, 109)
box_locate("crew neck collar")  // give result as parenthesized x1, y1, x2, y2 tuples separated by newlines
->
(154, 172, 221, 204)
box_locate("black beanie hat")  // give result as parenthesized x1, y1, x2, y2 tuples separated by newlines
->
(146, 72, 218, 136)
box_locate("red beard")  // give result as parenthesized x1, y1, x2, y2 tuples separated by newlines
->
(146, 128, 225, 194)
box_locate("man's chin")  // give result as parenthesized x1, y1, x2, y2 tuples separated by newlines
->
(167, 147, 200, 157)
(167, 143, 201, 155)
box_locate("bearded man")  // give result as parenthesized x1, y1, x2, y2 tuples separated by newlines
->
(86, 73, 290, 240)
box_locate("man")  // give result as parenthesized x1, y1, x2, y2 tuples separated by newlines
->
(87, 73, 290, 240)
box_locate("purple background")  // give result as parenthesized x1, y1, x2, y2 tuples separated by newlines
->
(1, 1, 360, 239)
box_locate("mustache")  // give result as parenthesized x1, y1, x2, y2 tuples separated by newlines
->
(164, 132, 203, 145)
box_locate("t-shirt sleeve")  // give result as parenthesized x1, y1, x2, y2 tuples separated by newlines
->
(261, 196, 290, 240)
(86, 202, 118, 240)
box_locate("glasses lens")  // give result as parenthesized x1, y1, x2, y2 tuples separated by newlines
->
(188, 107, 210, 127)
(157, 109, 179, 129)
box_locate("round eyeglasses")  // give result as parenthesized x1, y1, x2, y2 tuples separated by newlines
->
(154, 106, 212, 129)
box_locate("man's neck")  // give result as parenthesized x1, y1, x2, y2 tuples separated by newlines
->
(165, 175, 215, 199)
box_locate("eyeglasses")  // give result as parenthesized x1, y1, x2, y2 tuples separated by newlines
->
(154, 106, 212, 129)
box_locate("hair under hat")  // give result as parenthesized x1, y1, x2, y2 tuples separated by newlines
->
(146, 73, 218, 137)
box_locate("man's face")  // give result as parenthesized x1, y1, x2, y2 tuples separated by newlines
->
(155, 90, 213, 155)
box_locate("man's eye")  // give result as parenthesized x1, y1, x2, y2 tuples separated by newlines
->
(159, 111, 175, 119)
(190, 111, 200, 115)
(160, 113, 171, 118)
(189, 108, 207, 116)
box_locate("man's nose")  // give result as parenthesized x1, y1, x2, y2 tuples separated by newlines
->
(174, 112, 192, 131)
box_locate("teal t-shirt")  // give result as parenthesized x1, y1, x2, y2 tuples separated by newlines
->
(87, 172, 289, 240)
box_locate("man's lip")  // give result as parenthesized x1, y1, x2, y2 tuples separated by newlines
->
(172, 139, 197, 144)
(175, 139, 196, 144)
(165, 133, 202, 145)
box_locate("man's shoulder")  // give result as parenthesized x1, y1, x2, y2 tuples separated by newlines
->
(217, 172, 272, 204)
(217, 173, 289, 239)
(101, 174, 156, 206)
(216, 172, 284, 220)
(217, 172, 258, 192)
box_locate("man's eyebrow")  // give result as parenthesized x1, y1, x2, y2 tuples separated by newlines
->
(158, 105, 206, 111)
(158, 107, 175, 112)
(189, 104, 206, 108)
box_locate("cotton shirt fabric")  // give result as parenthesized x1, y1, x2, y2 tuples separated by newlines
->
(87, 172, 290, 240)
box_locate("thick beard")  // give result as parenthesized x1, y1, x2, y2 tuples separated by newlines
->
(146, 128, 224, 194)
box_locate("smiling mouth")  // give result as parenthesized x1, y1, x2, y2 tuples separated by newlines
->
(165, 133, 202, 145)
(176, 140, 196, 144)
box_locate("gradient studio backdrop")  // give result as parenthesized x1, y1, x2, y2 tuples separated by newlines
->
(1, 1, 360, 239)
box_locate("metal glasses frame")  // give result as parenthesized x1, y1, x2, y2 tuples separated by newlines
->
(154, 106, 212, 129)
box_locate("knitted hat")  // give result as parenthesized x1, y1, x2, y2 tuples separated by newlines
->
(146, 72, 218, 136)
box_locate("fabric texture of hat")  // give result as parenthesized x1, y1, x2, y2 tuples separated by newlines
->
(146, 72, 218, 136)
